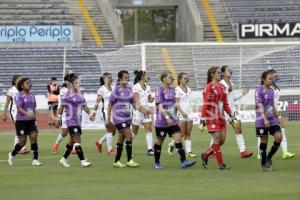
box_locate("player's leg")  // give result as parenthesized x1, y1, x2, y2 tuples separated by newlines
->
(211, 131, 229, 170)
(8, 135, 27, 166)
(113, 124, 127, 168)
(123, 127, 138, 168)
(105, 123, 116, 155)
(53, 128, 68, 154)
(60, 136, 74, 167)
(184, 120, 196, 158)
(72, 128, 91, 167)
(143, 121, 154, 156)
(266, 126, 282, 169)
(29, 131, 42, 166)
(154, 135, 164, 169)
(279, 118, 295, 159)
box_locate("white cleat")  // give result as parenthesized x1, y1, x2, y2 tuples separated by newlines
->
(80, 160, 92, 167)
(8, 152, 14, 166)
(59, 157, 70, 167)
(32, 159, 43, 166)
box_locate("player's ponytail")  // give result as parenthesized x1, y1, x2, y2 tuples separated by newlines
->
(134, 70, 145, 84)
(99, 72, 111, 86)
(11, 75, 22, 86)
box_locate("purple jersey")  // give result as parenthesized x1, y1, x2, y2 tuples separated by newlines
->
(15, 91, 37, 121)
(61, 91, 86, 127)
(255, 85, 278, 127)
(109, 85, 134, 125)
(155, 85, 178, 128)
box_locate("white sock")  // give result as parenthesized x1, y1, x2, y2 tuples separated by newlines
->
(257, 137, 261, 155)
(146, 132, 153, 150)
(209, 137, 213, 147)
(235, 133, 246, 152)
(184, 139, 192, 153)
(281, 128, 288, 152)
(55, 133, 64, 144)
(106, 132, 113, 151)
(99, 133, 107, 144)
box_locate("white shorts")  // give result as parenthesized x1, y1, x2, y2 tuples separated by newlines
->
(132, 110, 152, 126)
(61, 113, 67, 129)
(177, 113, 194, 122)
(9, 109, 17, 122)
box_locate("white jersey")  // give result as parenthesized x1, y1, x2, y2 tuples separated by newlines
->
(59, 87, 69, 128)
(97, 85, 114, 112)
(6, 86, 19, 120)
(175, 86, 192, 115)
(273, 87, 280, 110)
(220, 79, 243, 112)
(132, 83, 151, 108)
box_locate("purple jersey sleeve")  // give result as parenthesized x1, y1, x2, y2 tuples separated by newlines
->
(155, 87, 163, 105)
(15, 93, 24, 108)
(61, 94, 69, 106)
(109, 87, 118, 104)
(255, 87, 262, 105)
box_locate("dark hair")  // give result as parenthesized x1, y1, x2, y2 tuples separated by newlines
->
(69, 75, 78, 84)
(63, 73, 76, 88)
(117, 70, 129, 84)
(221, 65, 229, 79)
(100, 72, 111, 86)
(51, 77, 57, 81)
(160, 71, 171, 82)
(11, 75, 22, 86)
(269, 69, 280, 90)
(177, 72, 187, 85)
(17, 77, 30, 91)
(207, 66, 220, 84)
(134, 70, 146, 84)
(261, 69, 274, 85)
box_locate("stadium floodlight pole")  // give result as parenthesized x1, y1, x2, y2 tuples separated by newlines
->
(141, 43, 146, 71)
(63, 46, 67, 80)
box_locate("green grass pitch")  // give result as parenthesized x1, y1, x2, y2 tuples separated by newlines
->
(0, 122, 299, 200)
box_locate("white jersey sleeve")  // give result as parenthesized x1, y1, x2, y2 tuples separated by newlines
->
(97, 87, 105, 96)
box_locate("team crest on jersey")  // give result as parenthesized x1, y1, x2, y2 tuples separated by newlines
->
(212, 124, 216, 128)
(122, 123, 126, 128)
(160, 131, 165, 137)
(20, 130, 24, 135)
(74, 128, 78, 133)
(259, 129, 264, 134)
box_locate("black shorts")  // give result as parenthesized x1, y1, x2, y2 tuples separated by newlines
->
(155, 125, 181, 138)
(256, 125, 281, 137)
(115, 122, 131, 133)
(15, 120, 38, 137)
(68, 126, 82, 137)
(48, 102, 58, 111)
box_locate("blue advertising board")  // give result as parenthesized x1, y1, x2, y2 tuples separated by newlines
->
(0, 25, 74, 42)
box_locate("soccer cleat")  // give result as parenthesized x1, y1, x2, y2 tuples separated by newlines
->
(95, 142, 102, 153)
(108, 149, 116, 156)
(20, 147, 30, 155)
(52, 143, 59, 154)
(201, 153, 208, 169)
(257, 153, 261, 160)
(167, 143, 174, 156)
(261, 163, 273, 171)
(8, 152, 14, 166)
(147, 149, 154, 156)
(59, 157, 70, 167)
(126, 159, 139, 168)
(32, 159, 43, 166)
(80, 160, 92, 167)
(154, 162, 164, 170)
(283, 152, 295, 159)
(217, 164, 230, 171)
(181, 160, 196, 169)
(187, 152, 197, 158)
(113, 161, 126, 168)
(71, 148, 77, 155)
(240, 150, 253, 158)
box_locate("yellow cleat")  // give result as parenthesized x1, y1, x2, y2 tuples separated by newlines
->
(126, 159, 139, 168)
(187, 152, 197, 158)
(113, 161, 126, 168)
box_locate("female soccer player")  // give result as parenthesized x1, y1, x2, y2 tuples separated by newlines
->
(255, 70, 283, 171)
(200, 66, 234, 171)
(91, 72, 116, 156)
(131, 70, 154, 156)
(52, 73, 76, 154)
(219, 66, 253, 158)
(2, 75, 30, 155)
(153, 71, 196, 169)
(107, 70, 151, 168)
(8, 78, 42, 166)
(168, 72, 197, 158)
(257, 70, 294, 160)
(56, 75, 94, 167)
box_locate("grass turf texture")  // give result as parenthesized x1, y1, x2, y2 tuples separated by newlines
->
(0, 122, 299, 200)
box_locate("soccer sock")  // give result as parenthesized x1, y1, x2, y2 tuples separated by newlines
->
(211, 144, 224, 167)
(154, 143, 162, 163)
(259, 142, 267, 165)
(175, 143, 186, 162)
(257, 137, 261, 155)
(11, 143, 23, 156)
(146, 132, 153, 150)
(106, 132, 113, 151)
(184, 139, 192, 153)
(170, 139, 175, 147)
(235, 133, 246, 152)
(125, 140, 132, 162)
(74, 143, 85, 161)
(280, 128, 288, 152)
(99, 133, 107, 144)
(63, 144, 73, 159)
(31, 143, 38, 160)
(55, 133, 64, 144)
(204, 147, 214, 158)
(209, 137, 214, 147)
(115, 143, 123, 163)
(267, 141, 281, 160)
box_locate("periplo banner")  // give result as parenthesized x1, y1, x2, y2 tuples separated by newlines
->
(239, 23, 300, 39)
(0, 25, 74, 42)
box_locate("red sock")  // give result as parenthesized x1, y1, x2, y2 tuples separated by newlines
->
(204, 147, 214, 158)
(211, 144, 224, 166)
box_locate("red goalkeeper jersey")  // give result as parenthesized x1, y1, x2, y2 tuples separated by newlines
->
(201, 82, 232, 121)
